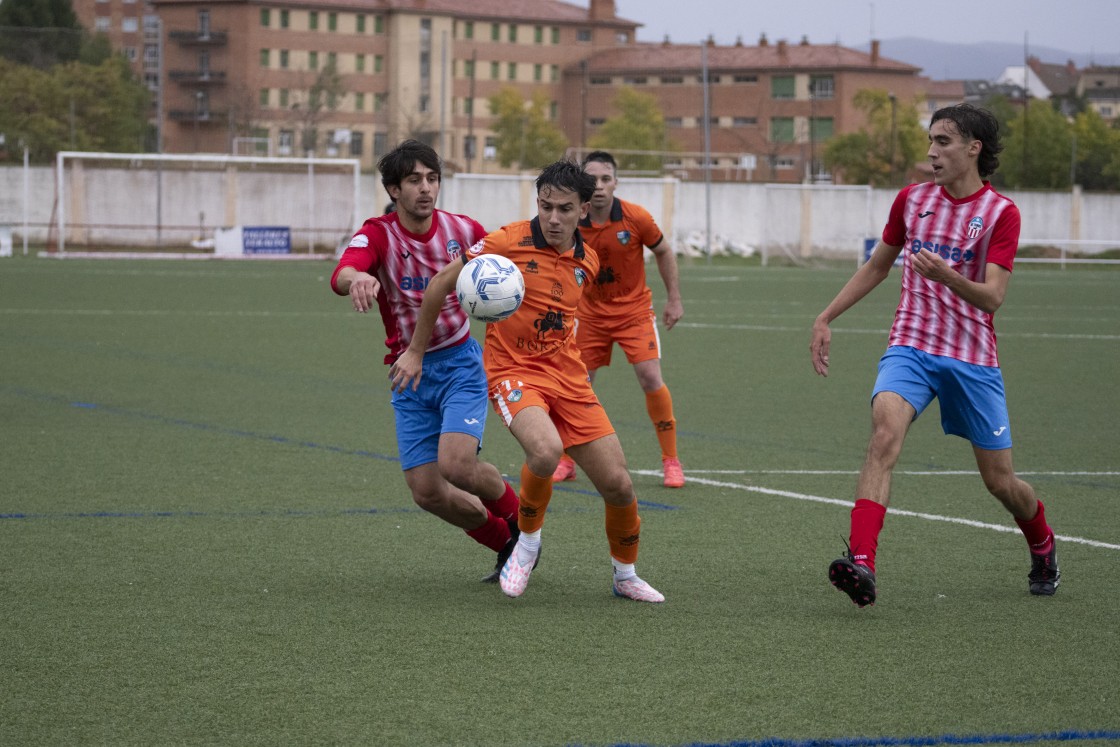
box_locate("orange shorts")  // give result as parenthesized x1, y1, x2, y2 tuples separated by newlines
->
(574, 309, 661, 370)
(490, 372, 615, 450)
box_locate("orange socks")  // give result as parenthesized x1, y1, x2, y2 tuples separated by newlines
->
(604, 500, 641, 564)
(645, 384, 677, 459)
(518, 464, 553, 534)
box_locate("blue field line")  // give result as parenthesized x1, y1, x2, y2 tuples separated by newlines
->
(3, 388, 679, 518)
(597, 728, 1120, 747)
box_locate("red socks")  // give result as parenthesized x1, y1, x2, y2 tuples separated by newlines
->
(849, 499, 887, 572)
(1015, 500, 1054, 555)
(465, 511, 513, 553)
(480, 480, 519, 524)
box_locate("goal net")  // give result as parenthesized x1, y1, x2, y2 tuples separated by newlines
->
(53, 151, 361, 257)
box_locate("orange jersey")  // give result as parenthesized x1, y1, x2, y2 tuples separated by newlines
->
(578, 198, 664, 320)
(464, 217, 599, 390)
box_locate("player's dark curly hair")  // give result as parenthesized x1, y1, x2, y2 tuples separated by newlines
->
(378, 139, 441, 192)
(536, 160, 595, 203)
(581, 150, 618, 172)
(930, 104, 1003, 178)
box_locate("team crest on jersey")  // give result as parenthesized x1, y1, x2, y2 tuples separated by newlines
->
(525, 259, 540, 274)
(446, 240, 462, 260)
(967, 216, 984, 239)
(507, 390, 523, 402)
(348, 234, 369, 248)
(616, 230, 631, 245)
(574, 268, 588, 287)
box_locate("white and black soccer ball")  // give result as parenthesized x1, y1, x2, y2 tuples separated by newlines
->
(456, 254, 525, 323)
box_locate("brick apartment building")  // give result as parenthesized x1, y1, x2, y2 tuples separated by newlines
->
(73, 0, 927, 182)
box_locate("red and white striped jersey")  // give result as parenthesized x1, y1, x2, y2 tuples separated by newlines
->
(882, 181, 1021, 367)
(331, 209, 486, 364)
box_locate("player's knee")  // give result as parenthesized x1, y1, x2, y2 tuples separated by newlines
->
(437, 455, 476, 492)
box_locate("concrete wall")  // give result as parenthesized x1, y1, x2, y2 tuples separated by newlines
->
(3, 164, 1118, 256)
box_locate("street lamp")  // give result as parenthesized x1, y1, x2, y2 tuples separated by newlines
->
(888, 92, 897, 186)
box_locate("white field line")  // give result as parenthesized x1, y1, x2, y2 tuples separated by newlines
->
(674, 321, 1120, 341)
(686, 469, 1120, 477)
(631, 470, 1120, 551)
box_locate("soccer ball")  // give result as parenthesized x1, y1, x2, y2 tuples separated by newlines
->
(456, 254, 525, 323)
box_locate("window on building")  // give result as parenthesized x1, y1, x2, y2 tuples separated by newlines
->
(810, 117, 834, 140)
(279, 89, 289, 107)
(463, 98, 474, 115)
(280, 10, 289, 29)
(121, 17, 138, 33)
(259, 8, 270, 26)
(732, 116, 758, 126)
(484, 136, 498, 160)
(576, 29, 592, 42)
(810, 74, 834, 99)
(328, 13, 337, 32)
(551, 65, 559, 82)
(665, 117, 683, 127)
(534, 64, 542, 82)
(616, 32, 629, 43)
(550, 101, 558, 119)
(374, 93, 387, 112)
(260, 49, 270, 67)
(259, 89, 269, 107)
(356, 54, 365, 73)
(309, 51, 319, 70)
(309, 12, 318, 31)
(551, 27, 560, 44)
(507, 62, 516, 80)
(733, 74, 758, 83)
(534, 26, 543, 44)
(357, 14, 365, 33)
(623, 76, 647, 85)
(375, 55, 383, 73)
(123, 46, 137, 60)
(491, 23, 500, 41)
(328, 52, 337, 68)
(464, 59, 475, 78)
(589, 117, 606, 126)
(770, 117, 795, 142)
(464, 21, 474, 39)
(490, 61, 500, 79)
(771, 75, 795, 99)
(375, 15, 383, 34)
(94, 17, 110, 32)
(279, 130, 294, 156)
(280, 50, 289, 68)
(464, 135, 476, 160)
(374, 132, 388, 158)
(350, 131, 364, 157)
(198, 9, 210, 36)
(774, 156, 796, 169)
(508, 24, 517, 42)
(661, 76, 684, 84)
(355, 92, 364, 111)
(697, 74, 721, 84)
(590, 76, 611, 85)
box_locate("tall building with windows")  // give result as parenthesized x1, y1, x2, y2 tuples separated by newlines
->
(73, 0, 926, 181)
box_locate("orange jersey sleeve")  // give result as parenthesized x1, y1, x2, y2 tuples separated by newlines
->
(465, 218, 599, 389)
(577, 198, 663, 319)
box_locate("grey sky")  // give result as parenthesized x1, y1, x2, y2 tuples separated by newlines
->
(613, 0, 1119, 60)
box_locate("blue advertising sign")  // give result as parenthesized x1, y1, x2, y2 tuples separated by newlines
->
(242, 226, 291, 254)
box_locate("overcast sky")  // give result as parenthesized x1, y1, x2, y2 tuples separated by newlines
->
(613, 0, 1119, 59)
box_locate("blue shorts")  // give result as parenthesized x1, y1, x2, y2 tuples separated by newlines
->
(392, 338, 489, 470)
(872, 346, 1012, 450)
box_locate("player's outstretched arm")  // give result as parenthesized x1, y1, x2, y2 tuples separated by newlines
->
(809, 241, 900, 377)
(651, 241, 683, 329)
(388, 261, 461, 393)
(335, 267, 382, 313)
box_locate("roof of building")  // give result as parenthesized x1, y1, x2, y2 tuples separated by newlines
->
(1027, 56, 1079, 96)
(580, 40, 920, 74)
(917, 77, 965, 98)
(152, 0, 639, 27)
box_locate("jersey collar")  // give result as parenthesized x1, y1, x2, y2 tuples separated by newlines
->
(530, 216, 586, 259)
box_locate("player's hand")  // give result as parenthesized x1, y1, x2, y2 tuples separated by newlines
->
(662, 299, 683, 330)
(909, 248, 954, 285)
(350, 272, 381, 313)
(810, 319, 831, 377)
(389, 349, 423, 393)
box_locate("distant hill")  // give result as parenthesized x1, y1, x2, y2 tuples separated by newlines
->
(859, 37, 1120, 81)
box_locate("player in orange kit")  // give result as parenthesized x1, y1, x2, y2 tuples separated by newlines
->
(392, 160, 665, 603)
(551, 150, 686, 488)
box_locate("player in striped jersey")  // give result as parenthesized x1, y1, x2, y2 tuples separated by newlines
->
(331, 140, 521, 583)
(809, 104, 1060, 606)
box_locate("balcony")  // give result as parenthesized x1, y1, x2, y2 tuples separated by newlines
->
(169, 30, 228, 46)
(169, 70, 227, 85)
(169, 109, 227, 123)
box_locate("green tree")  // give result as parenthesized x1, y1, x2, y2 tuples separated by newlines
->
(1001, 100, 1074, 189)
(0, 56, 149, 161)
(1070, 109, 1120, 190)
(487, 87, 568, 170)
(822, 89, 926, 186)
(290, 60, 345, 153)
(588, 87, 675, 172)
(0, 0, 84, 68)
